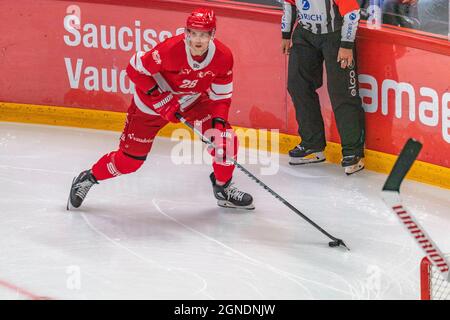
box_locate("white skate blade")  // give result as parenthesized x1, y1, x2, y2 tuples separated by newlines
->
(66, 177, 76, 211)
(289, 152, 325, 165)
(66, 198, 74, 211)
(344, 159, 365, 175)
(217, 200, 255, 210)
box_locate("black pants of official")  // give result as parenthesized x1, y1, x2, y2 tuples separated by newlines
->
(287, 26, 365, 157)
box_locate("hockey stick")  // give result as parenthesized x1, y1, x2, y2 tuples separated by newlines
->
(175, 113, 349, 250)
(382, 138, 450, 281)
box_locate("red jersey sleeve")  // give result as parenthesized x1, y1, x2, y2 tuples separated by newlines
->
(207, 50, 234, 121)
(126, 44, 166, 94)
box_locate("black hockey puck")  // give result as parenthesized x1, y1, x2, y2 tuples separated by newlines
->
(328, 241, 339, 247)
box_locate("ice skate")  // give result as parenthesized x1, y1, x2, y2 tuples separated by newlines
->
(342, 155, 364, 175)
(67, 170, 98, 210)
(289, 144, 325, 165)
(210, 173, 254, 210)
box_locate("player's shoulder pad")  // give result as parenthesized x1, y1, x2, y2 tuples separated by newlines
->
(213, 39, 234, 68)
(155, 33, 185, 54)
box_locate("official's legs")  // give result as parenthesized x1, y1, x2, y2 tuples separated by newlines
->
(287, 27, 326, 150)
(322, 31, 365, 158)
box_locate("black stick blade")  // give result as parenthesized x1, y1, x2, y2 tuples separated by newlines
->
(382, 139, 423, 192)
(329, 239, 350, 251)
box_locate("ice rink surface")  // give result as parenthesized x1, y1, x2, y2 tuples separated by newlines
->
(0, 122, 449, 300)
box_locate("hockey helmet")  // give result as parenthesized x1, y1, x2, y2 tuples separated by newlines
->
(186, 8, 216, 33)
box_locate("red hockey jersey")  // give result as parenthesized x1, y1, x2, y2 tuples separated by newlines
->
(126, 34, 234, 120)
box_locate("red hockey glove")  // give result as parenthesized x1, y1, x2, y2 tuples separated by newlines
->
(151, 92, 180, 123)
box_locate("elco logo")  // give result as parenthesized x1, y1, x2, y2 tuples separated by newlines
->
(350, 13, 357, 20)
(302, 0, 310, 10)
(348, 63, 357, 97)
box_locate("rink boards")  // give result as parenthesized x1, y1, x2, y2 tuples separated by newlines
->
(1, 101, 449, 190)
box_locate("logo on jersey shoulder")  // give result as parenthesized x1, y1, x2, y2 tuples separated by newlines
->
(350, 13, 357, 20)
(152, 50, 162, 65)
(179, 68, 192, 75)
(302, 0, 310, 10)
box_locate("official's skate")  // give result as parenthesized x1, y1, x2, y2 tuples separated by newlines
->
(342, 155, 364, 175)
(289, 144, 325, 165)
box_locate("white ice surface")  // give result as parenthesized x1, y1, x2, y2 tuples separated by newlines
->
(0, 122, 449, 300)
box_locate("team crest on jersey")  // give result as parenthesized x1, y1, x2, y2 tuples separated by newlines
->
(198, 71, 215, 78)
(152, 50, 162, 65)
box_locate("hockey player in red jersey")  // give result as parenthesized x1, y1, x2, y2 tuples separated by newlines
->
(67, 8, 254, 210)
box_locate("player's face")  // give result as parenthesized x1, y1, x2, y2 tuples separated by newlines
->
(186, 29, 212, 56)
